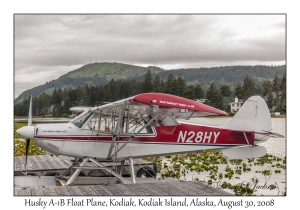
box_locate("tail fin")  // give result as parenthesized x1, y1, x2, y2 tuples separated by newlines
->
(221, 95, 271, 142)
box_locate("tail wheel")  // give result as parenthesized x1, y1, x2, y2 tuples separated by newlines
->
(136, 166, 156, 178)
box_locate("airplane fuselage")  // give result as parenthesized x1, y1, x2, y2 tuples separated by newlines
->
(33, 122, 255, 160)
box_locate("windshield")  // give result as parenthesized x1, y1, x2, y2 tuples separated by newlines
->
(70, 110, 93, 128)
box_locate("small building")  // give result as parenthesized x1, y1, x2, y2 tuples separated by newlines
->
(40, 106, 52, 115)
(229, 97, 243, 113)
(274, 112, 280, 116)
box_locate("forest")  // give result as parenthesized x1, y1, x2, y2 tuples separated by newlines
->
(14, 70, 286, 117)
(14, 63, 285, 104)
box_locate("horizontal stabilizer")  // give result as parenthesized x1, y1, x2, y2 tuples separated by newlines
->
(257, 130, 285, 138)
(221, 146, 267, 159)
(268, 132, 285, 138)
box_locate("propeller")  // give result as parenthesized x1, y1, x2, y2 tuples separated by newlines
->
(25, 95, 33, 175)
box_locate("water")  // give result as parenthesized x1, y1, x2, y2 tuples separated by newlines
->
(259, 118, 286, 157)
(179, 117, 286, 157)
(160, 117, 286, 195)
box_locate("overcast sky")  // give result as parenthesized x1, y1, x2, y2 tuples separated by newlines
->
(14, 14, 285, 98)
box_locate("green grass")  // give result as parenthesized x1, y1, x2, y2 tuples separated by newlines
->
(272, 115, 286, 118)
(14, 123, 45, 156)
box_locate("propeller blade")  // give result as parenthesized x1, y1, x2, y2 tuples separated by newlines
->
(25, 139, 30, 175)
(28, 95, 32, 126)
(25, 95, 32, 175)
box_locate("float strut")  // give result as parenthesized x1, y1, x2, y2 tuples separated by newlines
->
(65, 158, 89, 186)
(129, 157, 136, 184)
(120, 160, 125, 176)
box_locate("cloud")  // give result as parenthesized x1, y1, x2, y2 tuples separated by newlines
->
(14, 14, 286, 98)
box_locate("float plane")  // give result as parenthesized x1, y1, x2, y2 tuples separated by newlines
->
(16, 92, 283, 185)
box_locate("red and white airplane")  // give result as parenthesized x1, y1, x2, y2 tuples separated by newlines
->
(16, 92, 283, 185)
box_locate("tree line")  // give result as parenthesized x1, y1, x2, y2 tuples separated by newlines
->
(14, 63, 285, 104)
(14, 70, 286, 117)
(205, 72, 286, 112)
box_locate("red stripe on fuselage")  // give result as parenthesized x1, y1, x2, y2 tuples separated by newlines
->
(35, 123, 254, 145)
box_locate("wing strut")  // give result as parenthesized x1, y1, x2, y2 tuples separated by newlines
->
(107, 106, 125, 159)
(108, 114, 159, 159)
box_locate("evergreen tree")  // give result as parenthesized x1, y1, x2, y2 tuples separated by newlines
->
(107, 79, 118, 101)
(234, 83, 243, 99)
(97, 85, 106, 103)
(195, 84, 204, 99)
(175, 75, 186, 97)
(152, 74, 162, 92)
(184, 85, 196, 100)
(37, 92, 51, 115)
(141, 70, 153, 93)
(220, 84, 231, 97)
(272, 72, 280, 94)
(89, 91, 98, 106)
(266, 91, 274, 109)
(51, 89, 57, 105)
(279, 72, 286, 104)
(172, 78, 179, 96)
(160, 80, 165, 93)
(118, 81, 128, 98)
(77, 86, 85, 106)
(84, 84, 91, 105)
(62, 96, 71, 115)
(255, 83, 262, 96)
(275, 72, 286, 113)
(262, 79, 273, 97)
(165, 73, 175, 94)
(242, 74, 256, 100)
(272, 72, 280, 105)
(68, 89, 77, 106)
(51, 88, 63, 116)
(205, 82, 224, 110)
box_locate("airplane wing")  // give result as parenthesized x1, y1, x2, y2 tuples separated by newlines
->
(69, 106, 93, 113)
(69, 102, 115, 113)
(90, 97, 132, 113)
(130, 92, 227, 117)
(90, 93, 227, 123)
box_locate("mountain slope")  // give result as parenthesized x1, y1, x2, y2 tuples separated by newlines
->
(15, 62, 164, 104)
(15, 62, 285, 104)
(159, 65, 286, 88)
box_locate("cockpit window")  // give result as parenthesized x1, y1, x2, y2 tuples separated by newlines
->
(70, 110, 93, 128)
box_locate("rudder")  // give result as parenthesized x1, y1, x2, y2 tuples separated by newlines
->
(221, 95, 271, 142)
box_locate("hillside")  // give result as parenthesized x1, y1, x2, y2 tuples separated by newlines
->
(14, 62, 285, 104)
(160, 65, 286, 88)
(15, 62, 164, 104)
(65, 62, 163, 80)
